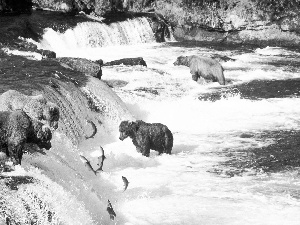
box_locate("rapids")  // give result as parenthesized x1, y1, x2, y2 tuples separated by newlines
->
(2, 17, 300, 224)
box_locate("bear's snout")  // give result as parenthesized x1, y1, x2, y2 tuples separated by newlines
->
(119, 131, 127, 141)
(192, 75, 198, 81)
(37, 140, 52, 150)
(50, 121, 59, 130)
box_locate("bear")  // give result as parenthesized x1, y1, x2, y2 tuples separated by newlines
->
(119, 120, 173, 157)
(173, 55, 225, 85)
(0, 110, 52, 165)
(0, 90, 59, 130)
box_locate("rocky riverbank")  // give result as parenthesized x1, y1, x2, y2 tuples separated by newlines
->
(173, 16, 300, 47)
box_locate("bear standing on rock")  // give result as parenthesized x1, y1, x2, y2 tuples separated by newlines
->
(174, 55, 225, 85)
(0, 90, 59, 130)
(119, 120, 173, 157)
(0, 110, 52, 165)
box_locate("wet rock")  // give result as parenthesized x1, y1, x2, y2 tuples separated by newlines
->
(209, 130, 300, 176)
(55, 57, 102, 79)
(0, 175, 35, 190)
(210, 54, 236, 63)
(0, 0, 32, 15)
(104, 57, 147, 67)
(174, 26, 226, 43)
(102, 80, 128, 88)
(94, 59, 104, 66)
(11, 40, 37, 52)
(37, 49, 56, 59)
(0, 51, 89, 94)
(134, 87, 159, 95)
(147, 13, 172, 42)
(198, 78, 300, 102)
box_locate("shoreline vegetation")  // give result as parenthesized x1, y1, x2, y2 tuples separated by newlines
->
(0, 0, 300, 47)
(1, 0, 300, 47)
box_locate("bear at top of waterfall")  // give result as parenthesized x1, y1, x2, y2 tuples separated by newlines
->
(119, 120, 173, 157)
(0, 110, 52, 165)
(174, 55, 226, 85)
(0, 90, 59, 130)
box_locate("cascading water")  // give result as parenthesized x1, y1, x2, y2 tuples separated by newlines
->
(40, 17, 156, 53)
(2, 14, 300, 225)
(41, 78, 133, 144)
(0, 70, 134, 222)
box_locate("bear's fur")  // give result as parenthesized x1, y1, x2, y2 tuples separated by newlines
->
(0, 110, 52, 165)
(0, 90, 59, 130)
(119, 120, 173, 157)
(174, 55, 225, 85)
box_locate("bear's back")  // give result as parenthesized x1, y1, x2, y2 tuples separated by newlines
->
(188, 55, 224, 80)
(188, 55, 222, 68)
(137, 122, 172, 150)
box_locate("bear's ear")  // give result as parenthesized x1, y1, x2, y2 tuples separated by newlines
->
(50, 106, 60, 120)
(130, 121, 139, 131)
(182, 56, 189, 65)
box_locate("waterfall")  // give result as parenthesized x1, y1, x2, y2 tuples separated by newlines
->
(40, 17, 156, 51)
(41, 77, 134, 144)
(0, 76, 134, 224)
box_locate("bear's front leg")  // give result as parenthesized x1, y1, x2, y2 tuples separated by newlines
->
(8, 143, 24, 165)
(191, 74, 198, 81)
(141, 147, 150, 157)
(7, 144, 18, 165)
(136, 146, 143, 153)
(17, 145, 24, 165)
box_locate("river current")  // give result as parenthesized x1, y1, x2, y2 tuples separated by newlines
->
(2, 17, 300, 225)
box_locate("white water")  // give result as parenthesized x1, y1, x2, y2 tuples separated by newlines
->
(2, 19, 300, 224)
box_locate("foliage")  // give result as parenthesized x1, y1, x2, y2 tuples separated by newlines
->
(154, 0, 300, 29)
(32, 0, 300, 28)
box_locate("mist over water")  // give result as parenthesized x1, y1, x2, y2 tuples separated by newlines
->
(2, 18, 300, 224)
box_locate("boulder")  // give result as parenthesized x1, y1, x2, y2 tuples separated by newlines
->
(0, 0, 32, 14)
(55, 57, 102, 79)
(37, 49, 56, 59)
(103, 57, 147, 67)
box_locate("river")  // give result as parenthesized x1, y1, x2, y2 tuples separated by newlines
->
(2, 17, 300, 225)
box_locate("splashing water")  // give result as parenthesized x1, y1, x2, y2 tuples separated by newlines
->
(39, 17, 156, 53)
(2, 17, 300, 224)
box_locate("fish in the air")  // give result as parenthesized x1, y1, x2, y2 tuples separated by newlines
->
(85, 120, 97, 139)
(107, 199, 116, 220)
(96, 146, 106, 172)
(79, 155, 97, 175)
(122, 176, 129, 192)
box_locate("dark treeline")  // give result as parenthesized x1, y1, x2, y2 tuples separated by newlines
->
(2, 0, 300, 29)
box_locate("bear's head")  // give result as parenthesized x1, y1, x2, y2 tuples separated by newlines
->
(119, 120, 138, 141)
(173, 56, 189, 66)
(23, 97, 60, 130)
(42, 103, 60, 130)
(192, 74, 199, 81)
(29, 120, 52, 150)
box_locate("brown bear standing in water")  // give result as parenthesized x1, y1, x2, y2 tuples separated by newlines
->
(0, 110, 52, 165)
(119, 120, 173, 157)
(174, 55, 225, 85)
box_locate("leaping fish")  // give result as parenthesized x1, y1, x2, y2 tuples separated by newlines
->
(96, 146, 106, 172)
(107, 199, 116, 220)
(122, 176, 129, 192)
(85, 120, 97, 139)
(79, 155, 97, 175)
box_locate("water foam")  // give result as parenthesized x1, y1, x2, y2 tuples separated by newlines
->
(4, 18, 300, 225)
(39, 17, 155, 54)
